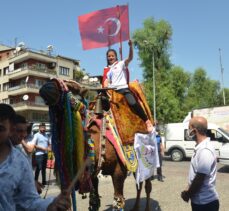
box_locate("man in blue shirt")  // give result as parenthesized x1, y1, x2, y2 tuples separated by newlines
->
(0, 103, 71, 211)
(30, 122, 51, 185)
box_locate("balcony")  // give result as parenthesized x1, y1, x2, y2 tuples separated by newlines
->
(7, 65, 57, 80)
(8, 83, 41, 96)
(12, 101, 48, 112)
(9, 51, 56, 64)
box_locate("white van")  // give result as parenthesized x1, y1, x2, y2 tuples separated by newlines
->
(219, 130, 229, 165)
(164, 122, 229, 161)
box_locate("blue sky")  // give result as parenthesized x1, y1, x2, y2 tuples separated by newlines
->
(1, 0, 229, 88)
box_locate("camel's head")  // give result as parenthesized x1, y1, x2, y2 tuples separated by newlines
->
(39, 80, 61, 106)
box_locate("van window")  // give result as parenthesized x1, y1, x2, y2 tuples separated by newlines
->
(207, 130, 216, 141)
(184, 129, 193, 141)
(207, 129, 223, 141)
(184, 129, 221, 141)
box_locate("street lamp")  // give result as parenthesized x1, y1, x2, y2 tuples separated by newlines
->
(143, 40, 157, 125)
(219, 48, 226, 105)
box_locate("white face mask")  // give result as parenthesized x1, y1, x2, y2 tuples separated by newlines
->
(186, 129, 197, 141)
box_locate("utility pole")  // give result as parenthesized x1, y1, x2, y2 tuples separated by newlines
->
(152, 51, 156, 125)
(219, 48, 226, 105)
(14, 37, 18, 47)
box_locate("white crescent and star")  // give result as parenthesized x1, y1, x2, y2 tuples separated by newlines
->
(97, 17, 121, 36)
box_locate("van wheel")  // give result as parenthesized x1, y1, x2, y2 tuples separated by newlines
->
(171, 149, 183, 161)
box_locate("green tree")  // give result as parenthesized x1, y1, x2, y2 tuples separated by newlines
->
(184, 68, 221, 110)
(166, 66, 191, 122)
(132, 17, 173, 123)
(217, 88, 229, 105)
(74, 70, 85, 82)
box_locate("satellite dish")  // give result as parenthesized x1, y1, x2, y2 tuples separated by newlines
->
(47, 45, 53, 50)
(22, 95, 29, 101)
(16, 47, 21, 52)
(18, 42, 25, 49)
(83, 75, 89, 80)
(47, 45, 53, 56)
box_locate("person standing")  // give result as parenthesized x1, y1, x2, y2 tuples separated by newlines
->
(156, 130, 164, 182)
(11, 114, 32, 162)
(30, 122, 51, 185)
(181, 116, 219, 211)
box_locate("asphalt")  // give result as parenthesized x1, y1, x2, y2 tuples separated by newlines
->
(40, 159, 229, 211)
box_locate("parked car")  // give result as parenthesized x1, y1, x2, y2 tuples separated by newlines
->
(164, 122, 229, 161)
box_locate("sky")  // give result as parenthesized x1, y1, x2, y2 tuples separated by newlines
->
(1, 0, 229, 88)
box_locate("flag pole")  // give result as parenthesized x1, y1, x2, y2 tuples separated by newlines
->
(116, 5, 123, 60)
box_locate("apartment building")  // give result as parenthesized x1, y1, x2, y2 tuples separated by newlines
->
(0, 43, 81, 123)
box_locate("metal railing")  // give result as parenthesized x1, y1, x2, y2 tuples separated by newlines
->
(12, 101, 47, 107)
(8, 83, 41, 91)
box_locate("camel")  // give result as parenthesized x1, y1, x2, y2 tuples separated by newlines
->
(39, 78, 154, 211)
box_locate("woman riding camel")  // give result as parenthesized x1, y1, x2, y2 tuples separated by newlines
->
(103, 40, 154, 133)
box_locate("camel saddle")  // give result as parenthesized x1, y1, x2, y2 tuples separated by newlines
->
(108, 80, 154, 145)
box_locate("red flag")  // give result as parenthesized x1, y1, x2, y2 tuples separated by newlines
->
(78, 5, 129, 50)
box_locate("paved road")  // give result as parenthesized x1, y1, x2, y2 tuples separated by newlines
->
(41, 160, 229, 211)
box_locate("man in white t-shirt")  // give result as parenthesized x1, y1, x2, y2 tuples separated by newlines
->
(181, 116, 219, 211)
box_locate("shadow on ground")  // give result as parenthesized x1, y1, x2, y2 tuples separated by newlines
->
(218, 165, 229, 173)
(103, 198, 161, 211)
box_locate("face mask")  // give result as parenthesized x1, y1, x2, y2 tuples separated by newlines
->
(187, 129, 197, 141)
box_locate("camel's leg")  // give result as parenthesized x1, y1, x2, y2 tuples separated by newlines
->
(144, 178, 152, 211)
(111, 164, 127, 210)
(89, 175, 100, 211)
(130, 181, 143, 211)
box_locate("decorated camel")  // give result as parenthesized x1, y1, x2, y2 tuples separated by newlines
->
(39, 78, 156, 211)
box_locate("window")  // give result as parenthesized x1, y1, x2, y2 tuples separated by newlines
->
(3, 67, 9, 75)
(3, 83, 9, 91)
(35, 79, 45, 88)
(59, 66, 70, 76)
(35, 96, 45, 105)
(2, 98, 9, 104)
(184, 129, 193, 141)
(37, 63, 46, 70)
(21, 63, 28, 69)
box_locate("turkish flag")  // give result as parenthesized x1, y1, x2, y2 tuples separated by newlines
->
(78, 5, 129, 50)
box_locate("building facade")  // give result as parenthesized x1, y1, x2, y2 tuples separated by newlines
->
(0, 44, 81, 123)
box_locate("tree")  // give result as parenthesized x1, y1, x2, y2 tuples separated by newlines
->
(132, 17, 226, 124)
(184, 68, 221, 111)
(74, 69, 85, 82)
(132, 17, 173, 123)
(217, 88, 229, 106)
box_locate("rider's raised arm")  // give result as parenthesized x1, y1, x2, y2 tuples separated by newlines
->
(124, 40, 133, 67)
